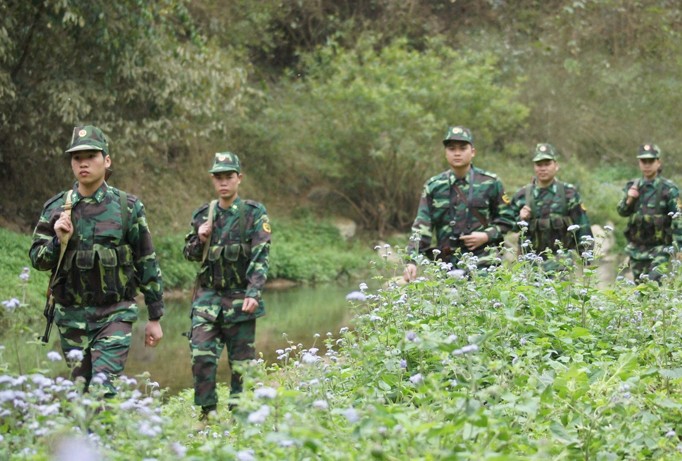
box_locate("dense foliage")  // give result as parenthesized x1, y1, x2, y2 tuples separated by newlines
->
(3, 240, 682, 459)
(3, 0, 682, 237)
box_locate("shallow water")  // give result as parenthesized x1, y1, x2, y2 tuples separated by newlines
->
(124, 283, 357, 394)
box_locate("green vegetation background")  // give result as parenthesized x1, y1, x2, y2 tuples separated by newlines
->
(2, 0, 681, 278)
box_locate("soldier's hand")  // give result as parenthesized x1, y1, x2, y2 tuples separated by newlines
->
(403, 263, 418, 282)
(460, 232, 489, 251)
(242, 297, 258, 314)
(145, 320, 163, 347)
(627, 185, 640, 199)
(519, 205, 531, 221)
(198, 221, 212, 243)
(54, 211, 73, 243)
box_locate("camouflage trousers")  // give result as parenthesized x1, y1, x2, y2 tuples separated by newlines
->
(58, 320, 132, 396)
(627, 245, 672, 283)
(629, 257, 670, 283)
(190, 312, 256, 409)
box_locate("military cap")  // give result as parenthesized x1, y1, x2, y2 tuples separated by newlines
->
(443, 126, 474, 146)
(532, 143, 557, 162)
(637, 143, 660, 159)
(65, 125, 109, 156)
(209, 151, 241, 174)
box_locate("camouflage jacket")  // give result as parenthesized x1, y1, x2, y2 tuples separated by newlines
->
(407, 166, 514, 263)
(29, 182, 165, 325)
(184, 197, 271, 306)
(510, 179, 593, 253)
(617, 176, 682, 254)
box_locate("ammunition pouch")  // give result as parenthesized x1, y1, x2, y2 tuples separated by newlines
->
(199, 242, 252, 290)
(52, 244, 136, 306)
(527, 216, 574, 252)
(625, 214, 672, 246)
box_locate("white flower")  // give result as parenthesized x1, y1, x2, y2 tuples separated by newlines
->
(517, 220, 529, 228)
(461, 344, 479, 354)
(247, 405, 271, 424)
(312, 399, 328, 410)
(447, 269, 466, 279)
(90, 373, 106, 385)
(19, 267, 30, 282)
(254, 386, 277, 399)
(301, 353, 320, 364)
(567, 224, 580, 232)
(236, 449, 256, 461)
(171, 442, 187, 457)
(342, 407, 359, 423)
(604, 225, 614, 232)
(66, 349, 84, 361)
(47, 351, 62, 362)
(1, 298, 20, 311)
(359, 282, 368, 291)
(346, 291, 367, 302)
(409, 373, 423, 384)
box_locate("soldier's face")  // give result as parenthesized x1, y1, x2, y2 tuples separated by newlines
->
(70, 150, 110, 188)
(211, 171, 242, 200)
(638, 158, 660, 179)
(444, 142, 475, 169)
(533, 160, 559, 185)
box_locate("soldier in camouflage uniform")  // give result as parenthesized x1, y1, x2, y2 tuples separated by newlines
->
(29, 125, 165, 395)
(404, 126, 515, 281)
(617, 143, 682, 282)
(184, 152, 271, 419)
(509, 143, 593, 272)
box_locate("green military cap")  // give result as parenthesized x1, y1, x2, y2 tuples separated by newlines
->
(209, 151, 241, 174)
(65, 125, 109, 156)
(532, 143, 557, 162)
(443, 126, 474, 146)
(637, 143, 660, 159)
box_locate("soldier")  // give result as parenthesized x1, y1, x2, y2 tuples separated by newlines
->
(509, 143, 593, 272)
(29, 125, 164, 396)
(617, 143, 682, 282)
(184, 152, 271, 420)
(403, 126, 514, 281)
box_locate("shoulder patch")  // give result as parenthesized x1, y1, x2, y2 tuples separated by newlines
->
(501, 193, 511, 205)
(475, 167, 498, 179)
(244, 199, 262, 208)
(580, 203, 587, 212)
(110, 187, 138, 206)
(43, 191, 66, 209)
(262, 222, 272, 233)
(192, 203, 211, 220)
(426, 170, 450, 185)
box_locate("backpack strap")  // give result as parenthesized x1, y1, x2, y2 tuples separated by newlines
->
(525, 183, 535, 217)
(119, 190, 128, 242)
(555, 181, 567, 214)
(201, 200, 218, 264)
(50, 191, 73, 286)
(655, 179, 663, 213)
(237, 200, 252, 257)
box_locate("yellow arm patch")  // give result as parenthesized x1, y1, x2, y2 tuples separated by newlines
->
(580, 203, 587, 212)
(262, 222, 272, 233)
(501, 193, 511, 205)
